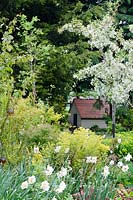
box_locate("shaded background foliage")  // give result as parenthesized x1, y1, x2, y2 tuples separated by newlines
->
(0, 0, 132, 112)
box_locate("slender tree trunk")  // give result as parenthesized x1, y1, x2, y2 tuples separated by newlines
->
(112, 103, 116, 138)
(30, 60, 36, 104)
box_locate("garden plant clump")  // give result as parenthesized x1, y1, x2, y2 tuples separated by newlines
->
(0, 116, 133, 200)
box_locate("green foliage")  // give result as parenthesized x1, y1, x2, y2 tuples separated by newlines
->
(116, 0, 133, 38)
(24, 124, 61, 147)
(0, 95, 63, 165)
(107, 121, 127, 135)
(104, 131, 133, 157)
(116, 106, 133, 130)
(43, 127, 109, 170)
(116, 162, 133, 187)
(116, 131, 133, 156)
(1, 150, 132, 200)
(0, 157, 117, 200)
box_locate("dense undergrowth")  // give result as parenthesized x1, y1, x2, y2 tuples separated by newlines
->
(0, 95, 133, 200)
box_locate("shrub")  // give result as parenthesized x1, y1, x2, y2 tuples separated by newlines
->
(116, 106, 133, 131)
(103, 131, 133, 157)
(42, 127, 109, 170)
(116, 131, 133, 157)
(0, 96, 63, 165)
(24, 123, 61, 147)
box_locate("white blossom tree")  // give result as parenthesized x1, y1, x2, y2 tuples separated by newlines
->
(59, 14, 133, 137)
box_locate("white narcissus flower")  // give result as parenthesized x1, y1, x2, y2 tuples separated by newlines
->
(40, 181, 50, 192)
(34, 146, 39, 154)
(54, 146, 61, 153)
(86, 156, 92, 163)
(28, 175, 36, 184)
(124, 153, 132, 162)
(91, 156, 97, 164)
(65, 147, 70, 153)
(109, 160, 114, 166)
(103, 166, 109, 178)
(56, 181, 66, 193)
(110, 150, 113, 154)
(121, 165, 129, 172)
(117, 138, 121, 144)
(52, 197, 57, 200)
(86, 156, 97, 164)
(57, 167, 67, 178)
(21, 181, 28, 189)
(45, 165, 54, 176)
(117, 161, 123, 168)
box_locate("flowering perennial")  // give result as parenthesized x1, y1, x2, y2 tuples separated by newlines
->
(21, 181, 28, 190)
(57, 167, 67, 178)
(56, 181, 66, 193)
(86, 156, 97, 164)
(40, 180, 50, 192)
(54, 146, 61, 153)
(28, 176, 36, 184)
(45, 165, 54, 176)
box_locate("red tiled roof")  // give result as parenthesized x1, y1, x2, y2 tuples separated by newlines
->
(73, 99, 110, 119)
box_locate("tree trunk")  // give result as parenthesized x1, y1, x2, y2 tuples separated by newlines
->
(30, 60, 36, 104)
(112, 103, 116, 138)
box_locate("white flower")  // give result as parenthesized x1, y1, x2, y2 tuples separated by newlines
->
(21, 181, 28, 189)
(117, 138, 121, 144)
(121, 165, 129, 172)
(91, 156, 97, 164)
(65, 147, 70, 153)
(103, 166, 110, 178)
(40, 181, 50, 192)
(55, 146, 61, 153)
(57, 167, 67, 178)
(28, 176, 36, 184)
(110, 150, 113, 154)
(124, 153, 132, 162)
(109, 160, 114, 166)
(52, 197, 57, 200)
(117, 161, 123, 168)
(45, 165, 54, 176)
(86, 156, 97, 164)
(56, 181, 66, 193)
(34, 146, 39, 154)
(86, 156, 92, 163)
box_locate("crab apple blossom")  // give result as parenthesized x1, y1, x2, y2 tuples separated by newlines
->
(59, 14, 133, 138)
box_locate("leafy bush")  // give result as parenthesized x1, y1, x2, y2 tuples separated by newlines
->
(24, 123, 61, 147)
(42, 127, 109, 170)
(106, 121, 126, 135)
(0, 96, 63, 165)
(116, 106, 133, 131)
(104, 131, 133, 157)
(116, 131, 133, 157)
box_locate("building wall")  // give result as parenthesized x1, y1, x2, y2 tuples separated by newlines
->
(81, 119, 107, 129)
(68, 104, 81, 127)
